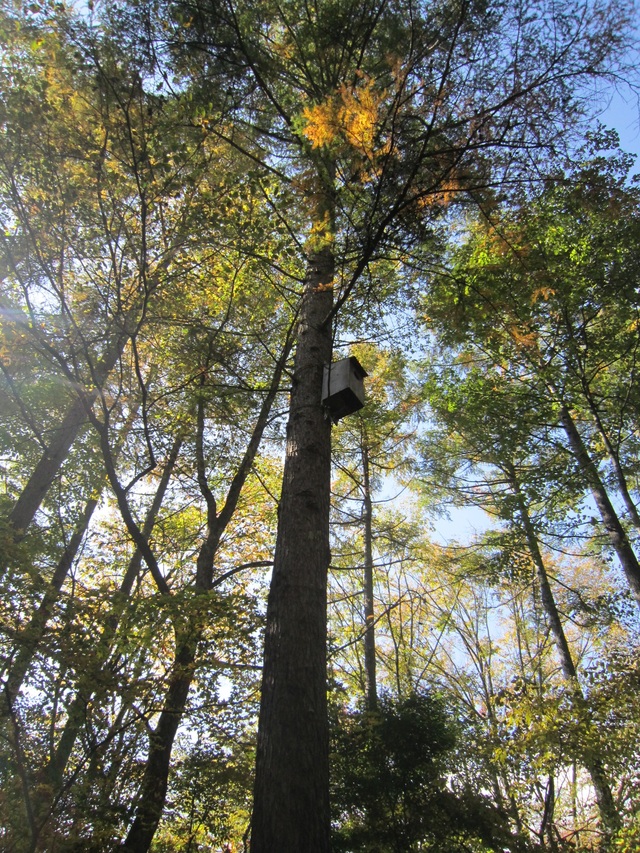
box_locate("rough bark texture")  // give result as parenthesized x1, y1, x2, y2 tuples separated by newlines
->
(251, 246, 334, 853)
(560, 405, 640, 608)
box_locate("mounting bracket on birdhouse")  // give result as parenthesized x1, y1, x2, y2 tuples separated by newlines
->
(321, 356, 368, 424)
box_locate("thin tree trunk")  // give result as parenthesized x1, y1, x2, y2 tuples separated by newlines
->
(251, 245, 334, 853)
(121, 337, 293, 853)
(560, 404, 640, 608)
(506, 464, 577, 680)
(2, 495, 99, 710)
(6, 335, 126, 538)
(506, 462, 620, 839)
(6, 697, 38, 851)
(3, 405, 140, 709)
(362, 442, 377, 711)
(47, 434, 184, 789)
(580, 384, 640, 530)
(119, 624, 201, 853)
(539, 774, 558, 852)
(23, 438, 183, 853)
(3, 238, 180, 540)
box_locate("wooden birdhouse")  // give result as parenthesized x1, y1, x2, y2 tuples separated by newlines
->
(322, 356, 368, 423)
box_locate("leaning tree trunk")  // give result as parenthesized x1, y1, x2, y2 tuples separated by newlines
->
(120, 337, 293, 853)
(3, 408, 140, 710)
(119, 620, 203, 853)
(45, 436, 183, 786)
(3, 236, 181, 541)
(579, 382, 640, 530)
(6, 333, 127, 539)
(560, 404, 640, 608)
(506, 462, 621, 839)
(2, 495, 99, 712)
(251, 244, 334, 853)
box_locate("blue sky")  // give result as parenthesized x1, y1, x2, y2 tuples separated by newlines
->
(597, 58, 640, 160)
(601, 92, 640, 158)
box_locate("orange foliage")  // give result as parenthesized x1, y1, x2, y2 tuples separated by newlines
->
(508, 324, 538, 350)
(530, 286, 555, 305)
(301, 77, 389, 160)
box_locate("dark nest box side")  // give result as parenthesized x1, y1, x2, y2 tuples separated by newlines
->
(322, 356, 368, 423)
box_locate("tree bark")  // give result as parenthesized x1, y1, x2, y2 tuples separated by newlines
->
(560, 404, 640, 608)
(251, 245, 334, 853)
(119, 626, 200, 853)
(506, 464, 577, 681)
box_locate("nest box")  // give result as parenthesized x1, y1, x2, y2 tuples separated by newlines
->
(322, 356, 368, 423)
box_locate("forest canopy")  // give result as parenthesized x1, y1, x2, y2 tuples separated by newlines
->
(1, 0, 640, 850)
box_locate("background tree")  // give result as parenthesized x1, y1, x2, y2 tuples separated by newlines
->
(0, 3, 298, 849)
(330, 692, 517, 853)
(421, 141, 640, 607)
(155, 0, 634, 846)
(329, 343, 421, 710)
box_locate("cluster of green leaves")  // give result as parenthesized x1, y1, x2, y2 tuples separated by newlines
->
(330, 692, 517, 853)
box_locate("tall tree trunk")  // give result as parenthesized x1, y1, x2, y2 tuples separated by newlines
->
(251, 245, 334, 853)
(506, 462, 620, 839)
(362, 442, 377, 711)
(560, 404, 640, 608)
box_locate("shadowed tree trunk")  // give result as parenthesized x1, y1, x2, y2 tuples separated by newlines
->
(6, 336, 127, 538)
(120, 334, 293, 853)
(251, 244, 334, 853)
